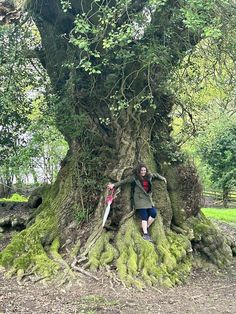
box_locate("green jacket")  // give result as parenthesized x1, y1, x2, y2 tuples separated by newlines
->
(114, 173, 165, 209)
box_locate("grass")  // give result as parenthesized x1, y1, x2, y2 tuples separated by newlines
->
(202, 208, 236, 223)
(0, 193, 28, 202)
(77, 295, 120, 313)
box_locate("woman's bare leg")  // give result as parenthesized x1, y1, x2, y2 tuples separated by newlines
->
(147, 216, 155, 228)
(141, 220, 148, 234)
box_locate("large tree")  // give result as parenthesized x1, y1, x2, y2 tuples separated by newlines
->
(0, 0, 235, 287)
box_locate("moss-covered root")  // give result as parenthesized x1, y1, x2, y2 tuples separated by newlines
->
(87, 232, 118, 271)
(87, 217, 192, 288)
(188, 215, 233, 268)
(115, 219, 192, 288)
(0, 215, 60, 280)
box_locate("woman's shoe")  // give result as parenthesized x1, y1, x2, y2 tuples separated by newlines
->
(142, 233, 153, 242)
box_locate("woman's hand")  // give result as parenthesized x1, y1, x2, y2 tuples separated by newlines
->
(107, 182, 115, 190)
(163, 177, 167, 184)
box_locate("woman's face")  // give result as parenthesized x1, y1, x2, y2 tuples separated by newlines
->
(140, 167, 147, 177)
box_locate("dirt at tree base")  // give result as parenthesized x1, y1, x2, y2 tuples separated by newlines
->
(0, 257, 236, 313)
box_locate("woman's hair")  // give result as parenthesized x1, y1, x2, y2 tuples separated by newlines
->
(133, 163, 150, 180)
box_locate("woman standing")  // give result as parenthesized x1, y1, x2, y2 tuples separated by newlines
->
(107, 163, 167, 241)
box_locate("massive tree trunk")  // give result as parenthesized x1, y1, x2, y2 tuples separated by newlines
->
(0, 0, 234, 286)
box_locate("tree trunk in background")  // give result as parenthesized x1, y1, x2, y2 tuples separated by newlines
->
(0, 183, 9, 198)
(223, 187, 229, 208)
(0, 175, 12, 198)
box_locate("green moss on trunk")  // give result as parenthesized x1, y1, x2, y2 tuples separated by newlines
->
(0, 214, 59, 277)
(187, 214, 232, 268)
(0, 174, 66, 277)
(87, 217, 192, 288)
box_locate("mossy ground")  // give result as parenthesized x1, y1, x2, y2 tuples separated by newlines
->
(0, 193, 28, 202)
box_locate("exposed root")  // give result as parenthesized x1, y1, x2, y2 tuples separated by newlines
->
(188, 215, 233, 267)
(50, 238, 75, 278)
(119, 209, 135, 226)
(104, 265, 122, 290)
(31, 275, 48, 283)
(71, 263, 99, 281)
(75, 225, 103, 264)
(171, 224, 188, 235)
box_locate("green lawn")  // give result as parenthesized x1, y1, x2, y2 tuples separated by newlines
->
(202, 208, 236, 223)
(0, 193, 28, 202)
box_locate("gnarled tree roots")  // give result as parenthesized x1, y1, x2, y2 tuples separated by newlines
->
(0, 211, 233, 288)
(72, 217, 193, 288)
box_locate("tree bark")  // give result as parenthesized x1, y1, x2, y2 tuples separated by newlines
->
(223, 187, 229, 208)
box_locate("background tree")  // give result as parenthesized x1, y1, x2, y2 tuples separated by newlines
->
(0, 20, 68, 195)
(170, 28, 236, 201)
(23, 114, 68, 184)
(197, 121, 236, 208)
(0, 21, 39, 194)
(0, 0, 235, 287)
(0, 113, 68, 190)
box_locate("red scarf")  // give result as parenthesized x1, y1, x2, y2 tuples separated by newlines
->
(142, 179, 149, 192)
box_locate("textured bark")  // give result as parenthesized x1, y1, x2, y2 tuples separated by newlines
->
(223, 188, 229, 208)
